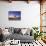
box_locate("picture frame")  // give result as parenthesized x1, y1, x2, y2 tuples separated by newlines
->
(8, 11, 21, 20)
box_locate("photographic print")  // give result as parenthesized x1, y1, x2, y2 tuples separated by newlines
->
(8, 11, 21, 20)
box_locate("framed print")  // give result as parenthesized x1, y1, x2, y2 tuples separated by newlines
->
(8, 11, 21, 20)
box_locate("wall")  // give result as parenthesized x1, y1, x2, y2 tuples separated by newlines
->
(0, 1, 40, 28)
